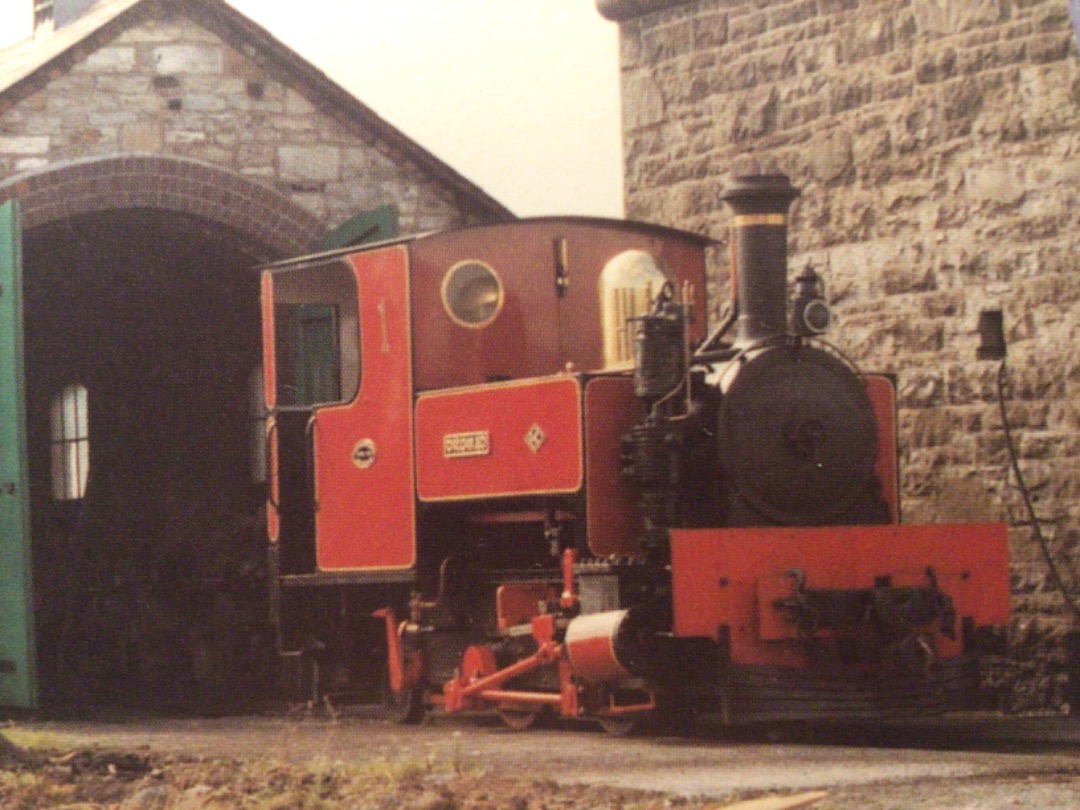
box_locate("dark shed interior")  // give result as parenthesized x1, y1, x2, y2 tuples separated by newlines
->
(22, 208, 272, 709)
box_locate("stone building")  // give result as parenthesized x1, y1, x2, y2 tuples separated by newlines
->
(599, 0, 1080, 708)
(0, 0, 509, 709)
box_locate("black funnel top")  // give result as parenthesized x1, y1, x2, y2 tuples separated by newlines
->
(720, 174, 801, 348)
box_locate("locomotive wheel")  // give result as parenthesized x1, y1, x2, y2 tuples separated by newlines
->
(384, 684, 426, 725)
(498, 707, 541, 730)
(382, 669, 426, 725)
(596, 714, 641, 737)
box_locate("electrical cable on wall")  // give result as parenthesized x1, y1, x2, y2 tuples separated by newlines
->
(996, 359, 1080, 622)
(980, 307, 1080, 622)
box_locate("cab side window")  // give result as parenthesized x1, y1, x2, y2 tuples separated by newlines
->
(271, 262, 360, 409)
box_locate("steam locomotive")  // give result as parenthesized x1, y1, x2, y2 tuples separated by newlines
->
(261, 174, 1009, 731)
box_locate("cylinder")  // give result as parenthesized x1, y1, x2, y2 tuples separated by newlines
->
(564, 610, 633, 684)
(719, 174, 801, 348)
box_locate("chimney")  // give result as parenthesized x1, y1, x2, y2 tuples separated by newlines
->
(718, 174, 801, 349)
(33, 0, 98, 36)
(32, 0, 54, 37)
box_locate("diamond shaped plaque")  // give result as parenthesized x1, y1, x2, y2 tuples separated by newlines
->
(524, 423, 546, 453)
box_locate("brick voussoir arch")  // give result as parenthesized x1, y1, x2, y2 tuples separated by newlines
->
(0, 153, 324, 257)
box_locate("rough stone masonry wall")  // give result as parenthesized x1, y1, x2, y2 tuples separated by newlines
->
(0, 11, 470, 235)
(617, 0, 1080, 710)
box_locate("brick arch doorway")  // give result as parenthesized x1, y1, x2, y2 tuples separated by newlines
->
(4, 155, 325, 710)
(0, 154, 324, 255)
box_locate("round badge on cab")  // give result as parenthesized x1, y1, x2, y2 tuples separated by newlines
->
(352, 439, 377, 469)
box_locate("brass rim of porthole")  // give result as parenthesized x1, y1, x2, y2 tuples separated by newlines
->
(440, 259, 505, 329)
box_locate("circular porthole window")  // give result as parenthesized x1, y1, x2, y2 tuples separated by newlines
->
(441, 260, 504, 328)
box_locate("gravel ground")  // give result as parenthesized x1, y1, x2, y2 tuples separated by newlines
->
(3, 709, 1080, 809)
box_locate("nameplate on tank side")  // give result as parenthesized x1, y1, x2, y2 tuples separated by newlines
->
(443, 431, 491, 458)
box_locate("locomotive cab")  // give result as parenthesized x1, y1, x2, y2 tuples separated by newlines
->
(264, 260, 360, 574)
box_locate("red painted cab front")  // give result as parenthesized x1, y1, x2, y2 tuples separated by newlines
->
(262, 246, 415, 577)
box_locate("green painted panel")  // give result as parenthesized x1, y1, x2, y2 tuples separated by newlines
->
(313, 203, 399, 251)
(0, 199, 37, 710)
(274, 304, 341, 406)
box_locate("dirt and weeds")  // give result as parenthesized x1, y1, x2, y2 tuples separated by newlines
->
(0, 727, 751, 810)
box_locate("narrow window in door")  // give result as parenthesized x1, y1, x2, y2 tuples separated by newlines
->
(50, 383, 89, 501)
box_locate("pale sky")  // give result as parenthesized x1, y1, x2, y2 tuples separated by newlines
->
(0, 1, 625, 217)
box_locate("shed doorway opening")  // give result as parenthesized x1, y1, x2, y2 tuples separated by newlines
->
(22, 208, 272, 710)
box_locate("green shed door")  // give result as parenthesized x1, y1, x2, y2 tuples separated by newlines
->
(0, 199, 37, 709)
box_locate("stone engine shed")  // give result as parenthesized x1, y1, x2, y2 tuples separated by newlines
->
(599, 0, 1080, 709)
(0, 0, 509, 708)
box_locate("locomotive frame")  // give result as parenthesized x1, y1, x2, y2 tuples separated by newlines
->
(259, 174, 1010, 731)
